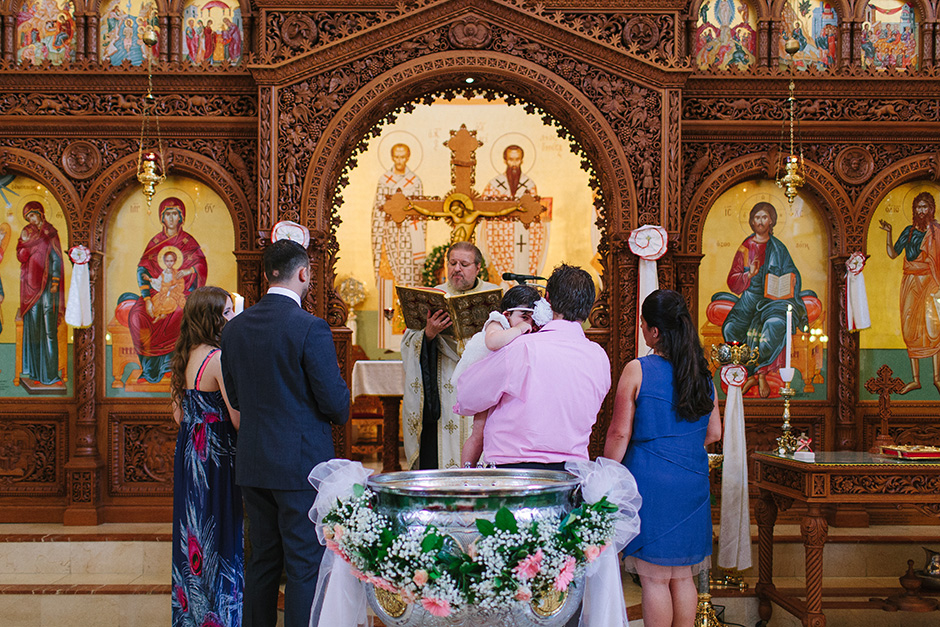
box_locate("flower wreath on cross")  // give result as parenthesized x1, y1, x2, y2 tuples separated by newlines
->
(422, 244, 490, 288)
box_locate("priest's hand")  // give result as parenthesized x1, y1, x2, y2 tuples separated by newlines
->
(424, 308, 452, 341)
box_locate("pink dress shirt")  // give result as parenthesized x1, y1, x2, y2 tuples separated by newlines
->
(455, 319, 611, 464)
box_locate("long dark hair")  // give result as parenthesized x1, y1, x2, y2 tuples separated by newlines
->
(169, 286, 231, 409)
(642, 289, 713, 421)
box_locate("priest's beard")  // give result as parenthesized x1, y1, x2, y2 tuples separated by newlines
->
(506, 166, 522, 198)
(914, 210, 935, 232)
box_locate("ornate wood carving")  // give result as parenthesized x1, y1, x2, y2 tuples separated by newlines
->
(109, 413, 176, 496)
(0, 416, 66, 495)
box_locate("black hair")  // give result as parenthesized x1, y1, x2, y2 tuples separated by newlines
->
(641, 289, 714, 421)
(545, 263, 594, 322)
(501, 284, 541, 312)
(264, 239, 308, 284)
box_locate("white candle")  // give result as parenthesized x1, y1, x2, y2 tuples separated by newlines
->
(785, 303, 792, 369)
(233, 293, 244, 315)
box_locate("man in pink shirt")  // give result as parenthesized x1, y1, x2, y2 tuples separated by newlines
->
(456, 264, 611, 469)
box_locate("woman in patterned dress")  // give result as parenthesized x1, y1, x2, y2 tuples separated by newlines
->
(170, 286, 242, 627)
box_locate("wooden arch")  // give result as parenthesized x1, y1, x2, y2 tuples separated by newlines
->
(0, 147, 81, 243)
(84, 148, 253, 252)
(855, 153, 940, 253)
(297, 51, 639, 327)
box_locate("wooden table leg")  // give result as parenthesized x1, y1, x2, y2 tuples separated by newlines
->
(379, 395, 402, 473)
(755, 488, 778, 626)
(801, 503, 828, 627)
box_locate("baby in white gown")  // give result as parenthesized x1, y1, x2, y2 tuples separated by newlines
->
(453, 284, 552, 466)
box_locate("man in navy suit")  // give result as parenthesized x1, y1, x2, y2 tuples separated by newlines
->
(221, 239, 350, 627)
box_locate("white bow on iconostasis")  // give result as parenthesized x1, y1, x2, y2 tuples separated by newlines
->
(845, 252, 871, 331)
(65, 245, 92, 328)
(628, 225, 668, 358)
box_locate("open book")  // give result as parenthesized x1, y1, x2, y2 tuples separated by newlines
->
(396, 285, 502, 341)
(764, 273, 795, 300)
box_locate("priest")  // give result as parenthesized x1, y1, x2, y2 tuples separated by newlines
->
(401, 242, 499, 469)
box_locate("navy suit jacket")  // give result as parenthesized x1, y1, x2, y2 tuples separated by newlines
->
(221, 293, 350, 490)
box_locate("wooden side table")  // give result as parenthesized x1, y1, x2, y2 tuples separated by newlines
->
(752, 451, 940, 627)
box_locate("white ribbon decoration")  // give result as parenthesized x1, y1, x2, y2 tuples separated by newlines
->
(565, 457, 642, 626)
(845, 252, 871, 331)
(717, 364, 752, 571)
(307, 459, 374, 627)
(628, 226, 668, 358)
(64, 246, 92, 328)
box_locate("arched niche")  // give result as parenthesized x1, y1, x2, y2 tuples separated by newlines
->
(296, 51, 639, 332)
(100, 174, 237, 395)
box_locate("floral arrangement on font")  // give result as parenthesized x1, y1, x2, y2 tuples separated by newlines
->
(321, 483, 618, 617)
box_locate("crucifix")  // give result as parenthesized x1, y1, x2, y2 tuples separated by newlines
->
(864, 364, 905, 454)
(381, 124, 546, 243)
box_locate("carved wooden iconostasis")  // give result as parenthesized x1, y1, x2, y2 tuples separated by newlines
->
(1, 0, 940, 524)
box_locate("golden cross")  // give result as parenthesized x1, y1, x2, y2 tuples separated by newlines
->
(381, 124, 546, 243)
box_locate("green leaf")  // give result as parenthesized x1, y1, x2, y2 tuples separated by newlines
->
(476, 518, 495, 536)
(352, 483, 365, 498)
(421, 533, 440, 553)
(495, 507, 518, 533)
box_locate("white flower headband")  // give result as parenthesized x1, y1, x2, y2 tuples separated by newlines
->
(507, 298, 552, 327)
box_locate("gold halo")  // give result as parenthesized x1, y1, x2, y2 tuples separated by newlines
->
(157, 245, 183, 270)
(377, 130, 423, 173)
(150, 186, 196, 228)
(901, 183, 940, 220)
(737, 189, 788, 237)
(489, 132, 537, 175)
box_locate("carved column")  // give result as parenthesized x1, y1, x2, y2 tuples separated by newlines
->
(2, 14, 14, 62)
(765, 20, 778, 68)
(234, 250, 263, 307)
(830, 254, 858, 450)
(758, 20, 772, 67)
(840, 22, 853, 67)
(87, 15, 99, 64)
(934, 22, 940, 68)
(257, 86, 276, 237)
(920, 22, 933, 69)
(674, 253, 704, 322)
(662, 90, 681, 232)
(169, 15, 181, 64)
(74, 15, 86, 61)
(64, 254, 104, 525)
(159, 15, 169, 62)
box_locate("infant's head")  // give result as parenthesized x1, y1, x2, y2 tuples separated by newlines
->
(162, 251, 178, 270)
(501, 284, 542, 328)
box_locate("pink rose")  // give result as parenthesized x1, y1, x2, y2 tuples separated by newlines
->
(584, 545, 601, 562)
(413, 569, 428, 587)
(554, 556, 577, 591)
(421, 596, 452, 617)
(323, 525, 334, 540)
(399, 587, 417, 604)
(514, 586, 532, 602)
(513, 548, 543, 580)
(333, 524, 344, 541)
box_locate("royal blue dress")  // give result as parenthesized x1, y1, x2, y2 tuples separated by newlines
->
(622, 355, 713, 568)
(172, 349, 244, 627)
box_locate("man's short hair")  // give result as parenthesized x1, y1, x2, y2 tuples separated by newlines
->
(391, 143, 410, 158)
(545, 263, 595, 322)
(447, 241, 483, 266)
(264, 239, 308, 284)
(503, 145, 524, 161)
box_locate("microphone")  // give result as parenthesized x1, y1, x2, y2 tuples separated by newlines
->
(502, 272, 547, 284)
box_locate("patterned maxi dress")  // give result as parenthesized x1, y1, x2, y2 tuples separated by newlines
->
(172, 349, 243, 627)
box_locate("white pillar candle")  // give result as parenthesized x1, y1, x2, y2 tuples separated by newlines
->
(233, 293, 245, 315)
(785, 303, 792, 370)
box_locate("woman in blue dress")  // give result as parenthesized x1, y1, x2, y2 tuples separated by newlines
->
(605, 289, 722, 627)
(170, 286, 243, 627)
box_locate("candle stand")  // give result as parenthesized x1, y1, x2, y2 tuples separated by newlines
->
(777, 368, 797, 455)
